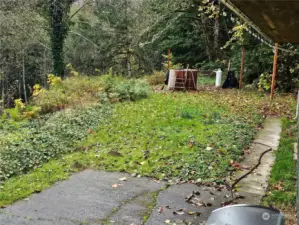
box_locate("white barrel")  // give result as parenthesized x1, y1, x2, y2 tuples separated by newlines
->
(215, 69, 222, 87)
(168, 69, 177, 90)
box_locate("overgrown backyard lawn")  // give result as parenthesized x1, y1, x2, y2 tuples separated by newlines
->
(0, 90, 295, 207)
(82, 93, 262, 181)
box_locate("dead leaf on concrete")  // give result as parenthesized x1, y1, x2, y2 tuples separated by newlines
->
(112, 183, 123, 188)
(188, 211, 201, 216)
(241, 165, 251, 170)
(173, 210, 185, 215)
(158, 207, 164, 213)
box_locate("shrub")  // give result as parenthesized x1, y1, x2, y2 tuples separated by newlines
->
(146, 71, 165, 85)
(32, 76, 105, 113)
(103, 75, 151, 102)
(258, 73, 272, 92)
(5, 108, 23, 122)
(32, 75, 150, 114)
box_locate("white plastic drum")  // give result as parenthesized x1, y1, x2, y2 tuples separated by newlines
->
(168, 69, 177, 90)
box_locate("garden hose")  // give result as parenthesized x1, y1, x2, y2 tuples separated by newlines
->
(230, 142, 273, 198)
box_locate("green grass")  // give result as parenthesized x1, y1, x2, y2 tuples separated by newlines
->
(82, 93, 259, 181)
(197, 76, 215, 86)
(0, 92, 261, 206)
(263, 118, 297, 207)
(197, 75, 227, 86)
(0, 91, 295, 207)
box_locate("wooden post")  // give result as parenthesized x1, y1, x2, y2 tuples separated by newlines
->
(168, 49, 171, 70)
(239, 47, 245, 89)
(271, 43, 279, 100)
(227, 60, 231, 72)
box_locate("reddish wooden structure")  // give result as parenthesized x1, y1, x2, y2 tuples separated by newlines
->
(175, 70, 198, 90)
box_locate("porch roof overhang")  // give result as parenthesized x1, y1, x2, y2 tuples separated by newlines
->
(221, 0, 299, 43)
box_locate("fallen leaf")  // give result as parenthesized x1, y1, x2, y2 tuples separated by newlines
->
(272, 181, 285, 191)
(173, 211, 185, 215)
(108, 151, 123, 157)
(112, 183, 122, 188)
(188, 211, 201, 216)
(165, 219, 171, 224)
(230, 161, 241, 169)
(119, 177, 127, 181)
(185, 193, 195, 203)
(158, 207, 164, 213)
(241, 165, 251, 170)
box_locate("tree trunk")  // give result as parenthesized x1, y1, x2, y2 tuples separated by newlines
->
(1, 73, 4, 108)
(200, 15, 212, 61)
(47, 0, 73, 77)
(127, 52, 132, 77)
(18, 75, 21, 98)
(0, 40, 4, 108)
(124, 0, 132, 77)
(43, 49, 47, 87)
(213, 14, 220, 58)
(22, 53, 28, 104)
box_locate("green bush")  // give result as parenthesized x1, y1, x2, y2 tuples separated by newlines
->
(33, 75, 151, 114)
(258, 73, 272, 92)
(32, 76, 105, 114)
(146, 71, 165, 85)
(5, 108, 23, 122)
(103, 75, 151, 102)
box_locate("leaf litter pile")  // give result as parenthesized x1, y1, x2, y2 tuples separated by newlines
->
(81, 91, 295, 182)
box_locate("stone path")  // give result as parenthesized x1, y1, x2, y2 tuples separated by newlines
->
(0, 170, 164, 225)
(236, 118, 281, 204)
(0, 118, 282, 225)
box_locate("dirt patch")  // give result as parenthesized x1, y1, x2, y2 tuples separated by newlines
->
(281, 207, 296, 225)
